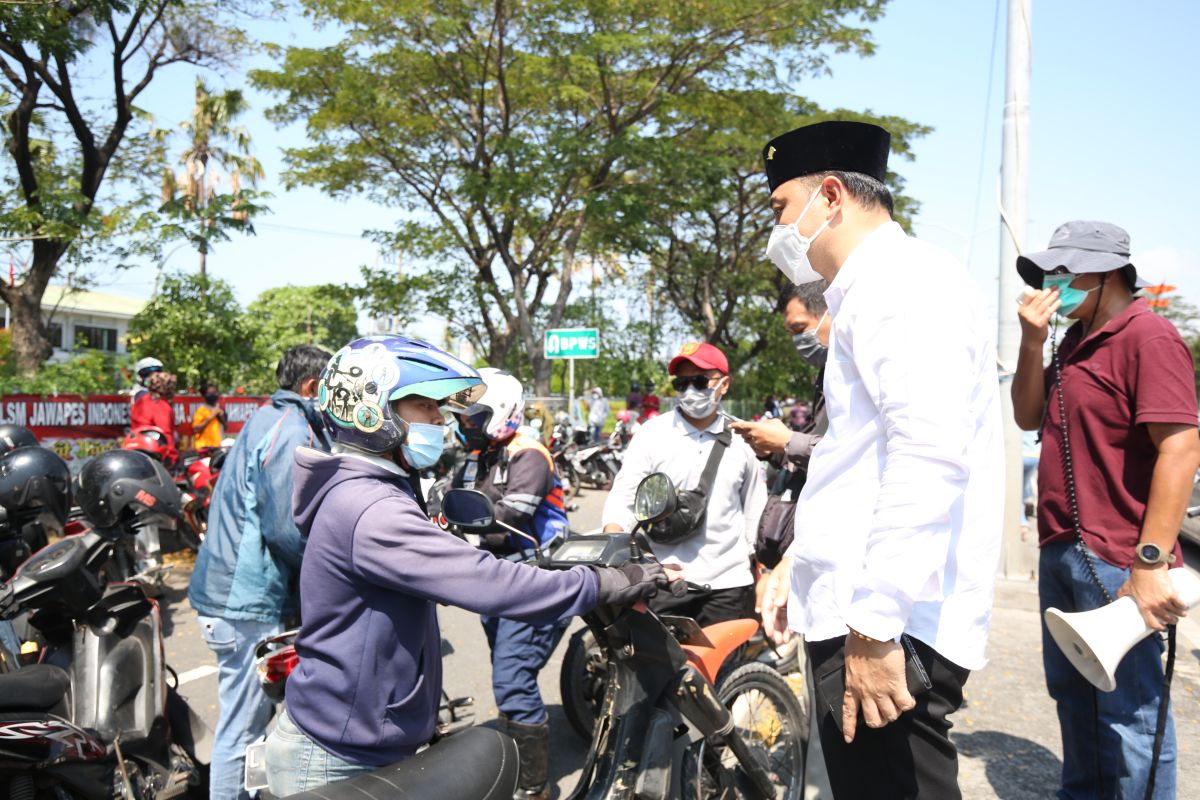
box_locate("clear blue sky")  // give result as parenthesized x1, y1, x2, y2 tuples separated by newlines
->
(105, 1, 1200, 328)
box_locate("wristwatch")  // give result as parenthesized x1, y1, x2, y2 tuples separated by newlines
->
(1135, 542, 1176, 566)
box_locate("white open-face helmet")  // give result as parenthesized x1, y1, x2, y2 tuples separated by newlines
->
(134, 357, 164, 384)
(455, 368, 525, 449)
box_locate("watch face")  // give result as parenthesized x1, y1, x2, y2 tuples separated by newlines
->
(1140, 544, 1162, 562)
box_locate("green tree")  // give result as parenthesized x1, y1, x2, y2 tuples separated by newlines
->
(128, 272, 255, 391)
(159, 77, 268, 275)
(0, 1, 250, 375)
(627, 98, 926, 380)
(253, 0, 893, 393)
(246, 283, 359, 357)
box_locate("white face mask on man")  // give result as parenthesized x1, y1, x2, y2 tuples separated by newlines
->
(765, 187, 833, 285)
(677, 377, 726, 420)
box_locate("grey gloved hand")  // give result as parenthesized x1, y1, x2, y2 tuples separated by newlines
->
(593, 561, 669, 606)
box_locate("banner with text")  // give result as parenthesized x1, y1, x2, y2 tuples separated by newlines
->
(0, 394, 267, 469)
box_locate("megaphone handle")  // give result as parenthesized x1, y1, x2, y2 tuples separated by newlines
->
(1146, 624, 1176, 800)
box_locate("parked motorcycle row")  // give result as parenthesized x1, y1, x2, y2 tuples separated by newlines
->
(549, 413, 634, 498)
(0, 428, 212, 798)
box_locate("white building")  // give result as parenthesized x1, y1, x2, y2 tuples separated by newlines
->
(1, 285, 147, 361)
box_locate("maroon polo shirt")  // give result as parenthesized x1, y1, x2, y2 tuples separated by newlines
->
(1038, 298, 1198, 568)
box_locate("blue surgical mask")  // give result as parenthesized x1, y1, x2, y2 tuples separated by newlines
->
(401, 423, 445, 470)
(1043, 273, 1099, 317)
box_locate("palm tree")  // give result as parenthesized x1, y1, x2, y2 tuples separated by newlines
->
(162, 78, 265, 275)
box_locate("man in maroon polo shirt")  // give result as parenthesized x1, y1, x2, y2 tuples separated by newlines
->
(1012, 220, 1200, 800)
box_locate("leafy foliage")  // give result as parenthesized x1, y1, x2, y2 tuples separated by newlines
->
(0, 1, 252, 373)
(246, 284, 359, 356)
(0, 330, 130, 395)
(127, 272, 258, 392)
(253, 0, 898, 392)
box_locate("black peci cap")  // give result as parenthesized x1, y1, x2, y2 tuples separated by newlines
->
(762, 121, 891, 191)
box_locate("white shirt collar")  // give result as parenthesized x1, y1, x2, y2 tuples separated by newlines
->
(823, 221, 906, 315)
(671, 408, 725, 436)
(332, 443, 406, 476)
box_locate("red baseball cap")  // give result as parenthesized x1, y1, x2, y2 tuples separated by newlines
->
(668, 342, 729, 376)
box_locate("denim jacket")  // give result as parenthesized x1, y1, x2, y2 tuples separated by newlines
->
(188, 391, 331, 623)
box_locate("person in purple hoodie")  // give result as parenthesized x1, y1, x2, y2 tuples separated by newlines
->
(264, 335, 669, 796)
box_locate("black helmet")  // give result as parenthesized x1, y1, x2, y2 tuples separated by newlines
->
(75, 450, 181, 531)
(0, 425, 37, 457)
(0, 446, 71, 530)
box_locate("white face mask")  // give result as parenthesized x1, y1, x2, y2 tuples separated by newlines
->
(766, 187, 833, 285)
(677, 378, 725, 421)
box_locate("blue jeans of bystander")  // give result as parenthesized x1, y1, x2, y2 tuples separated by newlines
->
(197, 615, 282, 800)
(1039, 540, 1176, 800)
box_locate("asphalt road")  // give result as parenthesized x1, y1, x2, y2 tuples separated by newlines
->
(161, 489, 1200, 799)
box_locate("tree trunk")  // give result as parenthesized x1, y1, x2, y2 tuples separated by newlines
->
(199, 249, 207, 276)
(7, 285, 53, 376)
(532, 355, 552, 396)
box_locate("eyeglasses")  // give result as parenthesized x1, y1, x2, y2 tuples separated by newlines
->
(672, 375, 713, 392)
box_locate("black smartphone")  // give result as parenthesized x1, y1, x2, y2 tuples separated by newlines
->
(817, 634, 933, 722)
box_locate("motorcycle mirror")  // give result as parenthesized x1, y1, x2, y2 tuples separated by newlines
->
(634, 472, 677, 524)
(441, 489, 497, 530)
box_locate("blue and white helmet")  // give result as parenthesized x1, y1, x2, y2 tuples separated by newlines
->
(317, 336, 484, 454)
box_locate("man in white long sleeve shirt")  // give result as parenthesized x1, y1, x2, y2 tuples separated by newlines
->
(603, 342, 767, 625)
(758, 121, 1004, 799)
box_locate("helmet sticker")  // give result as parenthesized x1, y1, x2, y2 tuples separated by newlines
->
(320, 347, 389, 432)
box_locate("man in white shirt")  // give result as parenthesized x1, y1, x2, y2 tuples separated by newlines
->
(603, 342, 767, 625)
(758, 121, 1004, 798)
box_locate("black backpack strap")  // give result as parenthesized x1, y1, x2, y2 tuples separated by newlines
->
(695, 427, 732, 497)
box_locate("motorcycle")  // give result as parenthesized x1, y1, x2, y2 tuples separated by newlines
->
(570, 439, 621, 491)
(549, 415, 583, 499)
(243, 631, 480, 795)
(442, 475, 807, 799)
(176, 446, 228, 552)
(0, 527, 211, 798)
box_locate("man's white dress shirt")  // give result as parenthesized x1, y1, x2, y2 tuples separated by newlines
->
(603, 409, 767, 590)
(787, 221, 1004, 670)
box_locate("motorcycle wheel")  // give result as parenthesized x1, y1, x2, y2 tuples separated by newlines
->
(560, 628, 605, 740)
(683, 661, 808, 799)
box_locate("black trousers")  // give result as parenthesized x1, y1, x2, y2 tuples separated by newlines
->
(807, 635, 971, 800)
(649, 583, 755, 627)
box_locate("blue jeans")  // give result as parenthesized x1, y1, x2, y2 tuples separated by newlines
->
(1039, 540, 1176, 799)
(197, 615, 282, 800)
(481, 616, 567, 724)
(265, 707, 375, 795)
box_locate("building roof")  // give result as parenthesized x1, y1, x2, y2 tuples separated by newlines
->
(40, 284, 147, 320)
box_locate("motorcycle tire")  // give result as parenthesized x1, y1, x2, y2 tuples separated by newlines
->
(681, 661, 808, 800)
(560, 628, 605, 740)
(560, 627, 750, 742)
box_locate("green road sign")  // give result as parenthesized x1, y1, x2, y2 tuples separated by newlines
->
(544, 328, 600, 359)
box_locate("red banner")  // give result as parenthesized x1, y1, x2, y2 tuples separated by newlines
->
(0, 393, 268, 470)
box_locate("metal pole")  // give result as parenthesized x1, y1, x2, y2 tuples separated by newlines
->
(998, 0, 1033, 580)
(569, 358, 575, 416)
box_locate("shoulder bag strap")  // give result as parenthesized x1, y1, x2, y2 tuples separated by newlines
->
(694, 427, 732, 497)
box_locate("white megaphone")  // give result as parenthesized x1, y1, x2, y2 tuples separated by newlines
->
(1045, 568, 1200, 692)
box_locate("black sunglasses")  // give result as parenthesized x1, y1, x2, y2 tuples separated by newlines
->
(672, 375, 714, 392)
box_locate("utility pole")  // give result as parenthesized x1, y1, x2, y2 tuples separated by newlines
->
(998, 0, 1033, 579)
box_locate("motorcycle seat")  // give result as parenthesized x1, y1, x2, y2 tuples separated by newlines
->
(281, 725, 518, 800)
(0, 663, 71, 711)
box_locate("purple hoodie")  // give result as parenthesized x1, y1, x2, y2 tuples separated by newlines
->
(286, 448, 599, 767)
